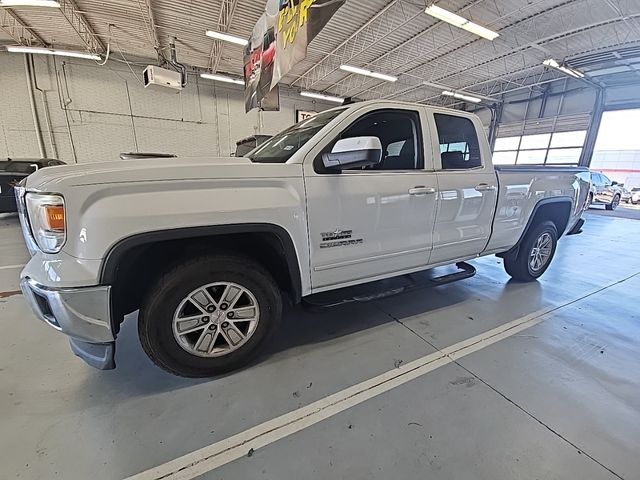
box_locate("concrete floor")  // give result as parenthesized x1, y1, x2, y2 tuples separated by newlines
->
(588, 202, 640, 220)
(0, 212, 639, 480)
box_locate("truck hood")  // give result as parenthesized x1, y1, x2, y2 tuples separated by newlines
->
(25, 156, 301, 191)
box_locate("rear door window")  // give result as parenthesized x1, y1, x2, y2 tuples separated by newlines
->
(434, 114, 482, 170)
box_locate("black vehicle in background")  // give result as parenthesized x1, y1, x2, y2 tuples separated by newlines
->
(0, 158, 65, 213)
(235, 135, 272, 157)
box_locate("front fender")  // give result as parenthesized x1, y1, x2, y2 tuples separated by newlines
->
(99, 223, 304, 303)
(55, 175, 311, 294)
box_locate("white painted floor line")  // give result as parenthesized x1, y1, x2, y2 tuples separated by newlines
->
(125, 309, 554, 480)
(125, 272, 639, 480)
(0, 264, 24, 271)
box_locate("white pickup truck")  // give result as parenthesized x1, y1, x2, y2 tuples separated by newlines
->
(16, 100, 589, 377)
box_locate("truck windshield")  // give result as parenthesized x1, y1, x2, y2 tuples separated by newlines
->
(247, 108, 347, 163)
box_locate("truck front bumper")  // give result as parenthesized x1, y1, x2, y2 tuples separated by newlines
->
(20, 278, 116, 370)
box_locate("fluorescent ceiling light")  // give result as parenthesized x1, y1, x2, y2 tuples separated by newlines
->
(340, 64, 398, 82)
(300, 91, 345, 104)
(205, 30, 248, 46)
(442, 90, 482, 103)
(0, 0, 60, 6)
(424, 5, 467, 26)
(543, 58, 585, 79)
(6, 45, 100, 60)
(461, 22, 500, 41)
(425, 4, 499, 41)
(200, 73, 245, 85)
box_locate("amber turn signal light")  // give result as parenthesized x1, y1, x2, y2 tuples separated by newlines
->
(44, 205, 65, 231)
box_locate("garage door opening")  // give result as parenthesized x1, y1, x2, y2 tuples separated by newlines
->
(591, 108, 640, 188)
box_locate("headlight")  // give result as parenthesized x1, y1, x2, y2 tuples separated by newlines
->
(25, 193, 66, 254)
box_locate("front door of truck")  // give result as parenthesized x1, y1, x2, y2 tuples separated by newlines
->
(304, 107, 438, 291)
(429, 112, 498, 264)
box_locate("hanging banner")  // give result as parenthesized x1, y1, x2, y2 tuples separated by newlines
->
(244, 0, 345, 112)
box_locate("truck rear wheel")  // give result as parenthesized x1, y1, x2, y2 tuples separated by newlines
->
(504, 221, 558, 282)
(138, 254, 282, 378)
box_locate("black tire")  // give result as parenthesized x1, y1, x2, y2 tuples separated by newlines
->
(504, 221, 558, 282)
(587, 193, 594, 209)
(606, 195, 620, 211)
(138, 254, 282, 378)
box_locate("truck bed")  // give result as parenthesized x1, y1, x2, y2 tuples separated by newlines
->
(486, 165, 590, 254)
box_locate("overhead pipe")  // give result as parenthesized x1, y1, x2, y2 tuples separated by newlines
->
(53, 59, 78, 163)
(167, 36, 187, 88)
(30, 55, 58, 159)
(24, 53, 47, 159)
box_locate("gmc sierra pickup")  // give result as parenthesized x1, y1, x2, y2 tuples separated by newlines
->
(16, 100, 589, 377)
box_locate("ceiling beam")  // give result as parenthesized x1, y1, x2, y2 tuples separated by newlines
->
(57, 0, 105, 53)
(293, 0, 490, 92)
(0, 8, 46, 46)
(352, 0, 640, 102)
(340, 0, 577, 100)
(290, 0, 414, 88)
(207, 0, 239, 73)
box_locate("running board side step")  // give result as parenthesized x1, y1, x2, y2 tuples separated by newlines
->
(566, 218, 585, 236)
(303, 262, 476, 310)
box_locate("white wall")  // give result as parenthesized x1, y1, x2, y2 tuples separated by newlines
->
(0, 52, 332, 163)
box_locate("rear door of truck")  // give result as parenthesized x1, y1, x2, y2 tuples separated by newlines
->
(427, 110, 499, 264)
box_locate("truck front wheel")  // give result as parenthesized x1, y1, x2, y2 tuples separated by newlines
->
(138, 254, 282, 377)
(504, 221, 558, 282)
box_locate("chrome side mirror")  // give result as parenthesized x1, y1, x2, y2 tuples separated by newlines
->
(322, 136, 383, 170)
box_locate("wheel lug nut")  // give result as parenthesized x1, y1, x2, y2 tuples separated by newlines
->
(227, 312, 234, 319)
(202, 317, 209, 322)
(210, 325, 217, 331)
(207, 306, 215, 313)
(222, 322, 229, 328)
(220, 303, 229, 311)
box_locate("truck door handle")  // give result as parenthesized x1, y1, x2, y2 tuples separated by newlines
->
(475, 184, 497, 192)
(409, 186, 437, 196)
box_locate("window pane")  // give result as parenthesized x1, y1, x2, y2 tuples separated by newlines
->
(342, 110, 422, 170)
(434, 114, 482, 170)
(492, 151, 518, 165)
(517, 149, 547, 164)
(520, 134, 551, 150)
(250, 108, 347, 163)
(494, 136, 521, 151)
(546, 148, 582, 164)
(593, 173, 605, 186)
(550, 131, 587, 148)
(387, 140, 406, 156)
(595, 109, 640, 151)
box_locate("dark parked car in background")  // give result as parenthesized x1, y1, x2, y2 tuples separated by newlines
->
(235, 135, 272, 157)
(0, 159, 65, 213)
(586, 171, 624, 211)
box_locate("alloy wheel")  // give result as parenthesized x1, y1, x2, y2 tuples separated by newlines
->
(172, 282, 260, 358)
(529, 233, 553, 273)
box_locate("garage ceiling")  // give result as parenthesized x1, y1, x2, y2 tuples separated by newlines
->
(2, 0, 640, 105)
